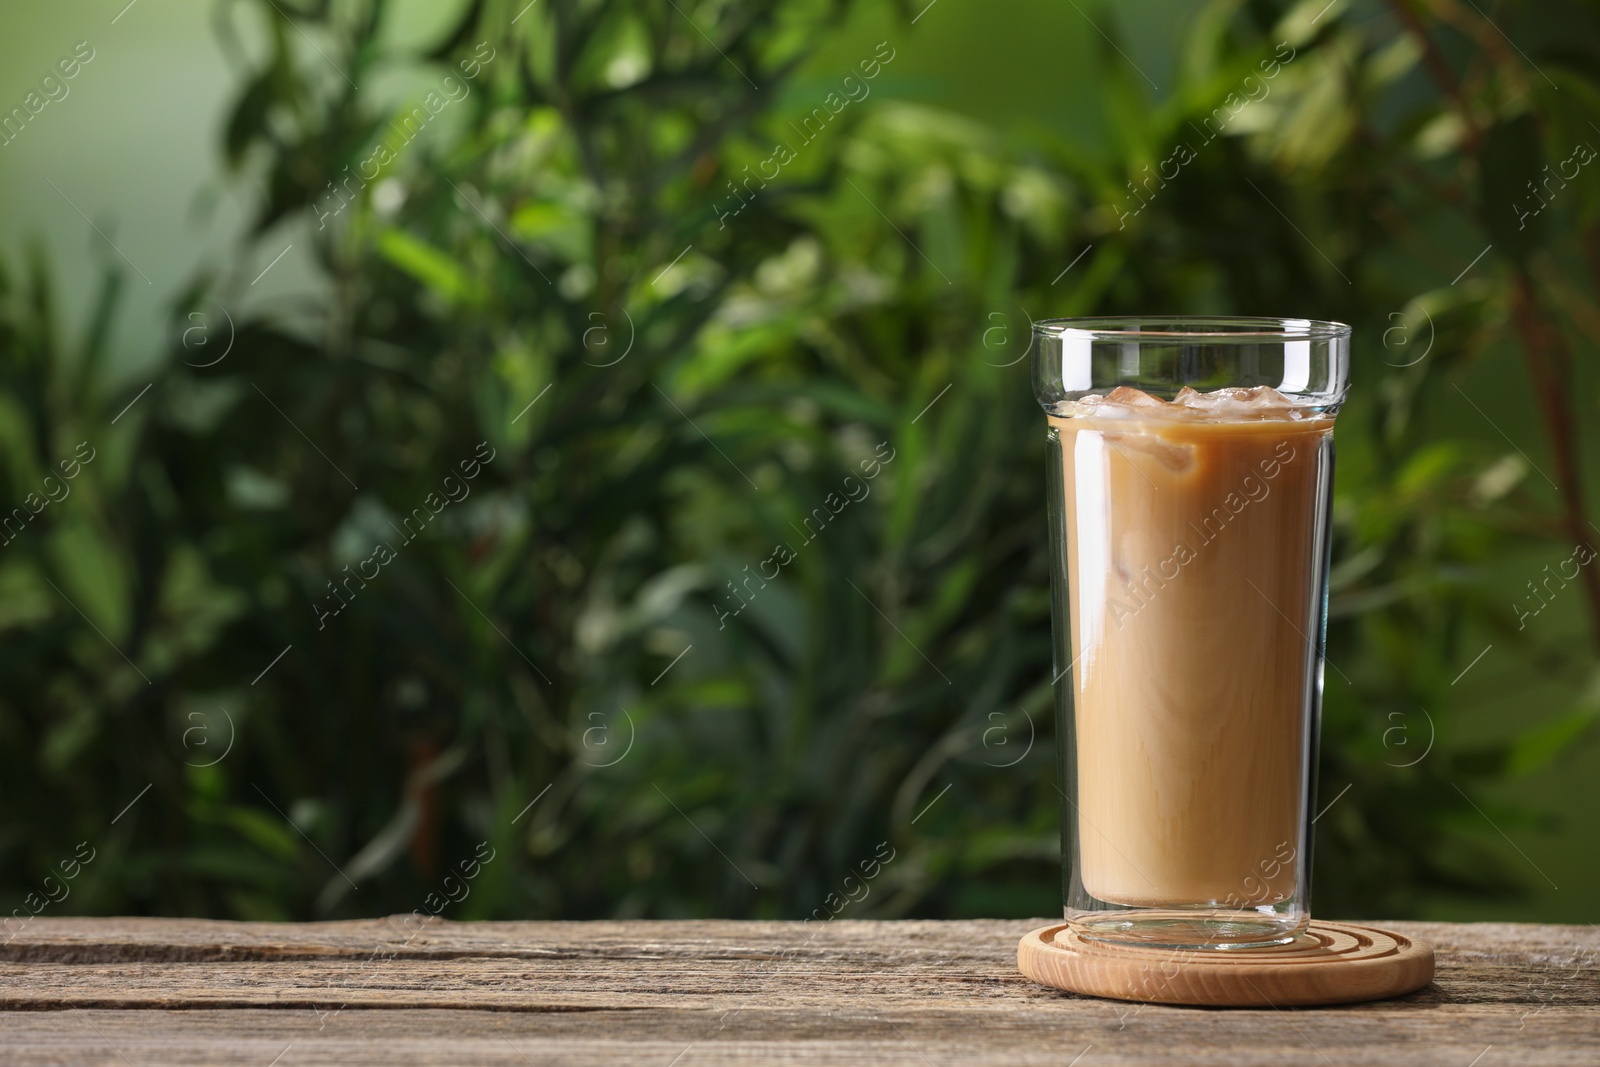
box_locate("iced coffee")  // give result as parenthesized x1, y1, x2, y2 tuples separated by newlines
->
(1051, 385, 1333, 912)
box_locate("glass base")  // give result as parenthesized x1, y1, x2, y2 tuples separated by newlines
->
(1072, 910, 1308, 951)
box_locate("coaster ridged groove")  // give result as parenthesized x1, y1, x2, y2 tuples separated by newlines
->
(1017, 920, 1434, 1006)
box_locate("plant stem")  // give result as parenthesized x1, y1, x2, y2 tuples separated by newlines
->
(1509, 270, 1600, 655)
(1388, 0, 1482, 154)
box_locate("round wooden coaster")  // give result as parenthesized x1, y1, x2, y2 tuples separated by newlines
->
(1017, 920, 1434, 1007)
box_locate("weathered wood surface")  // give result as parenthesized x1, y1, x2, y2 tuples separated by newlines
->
(0, 918, 1594, 1064)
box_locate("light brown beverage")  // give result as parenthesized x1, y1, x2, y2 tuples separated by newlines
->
(1051, 386, 1333, 907)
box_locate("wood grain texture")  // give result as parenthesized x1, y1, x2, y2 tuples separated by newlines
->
(1018, 921, 1435, 1006)
(0, 918, 1594, 1065)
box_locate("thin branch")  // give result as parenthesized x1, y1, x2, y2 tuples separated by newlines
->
(1386, 0, 1482, 154)
(1430, 0, 1542, 98)
(1530, 253, 1600, 351)
(1508, 270, 1600, 656)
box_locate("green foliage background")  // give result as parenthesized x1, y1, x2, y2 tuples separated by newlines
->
(2, 0, 1598, 923)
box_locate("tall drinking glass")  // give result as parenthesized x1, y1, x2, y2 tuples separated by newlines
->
(1033, 317, 1350, 950)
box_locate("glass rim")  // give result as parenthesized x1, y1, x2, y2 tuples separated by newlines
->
(1032, 316, 1351, 342)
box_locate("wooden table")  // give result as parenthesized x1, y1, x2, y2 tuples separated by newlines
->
(0, 918, 1594, 1064)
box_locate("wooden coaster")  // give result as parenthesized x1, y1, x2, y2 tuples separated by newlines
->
(1018, 920, 1434, 1007)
